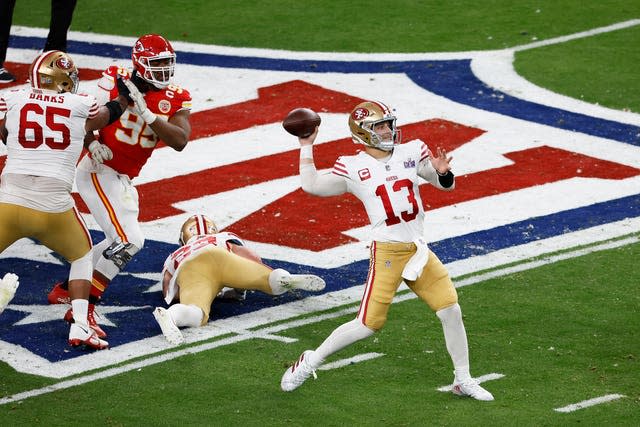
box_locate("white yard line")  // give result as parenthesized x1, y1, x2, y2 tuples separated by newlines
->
(554, 394, 626, 413)
(513, 19, 640, 52)
(1, 234, 635, 405)
(318, 353, 385, 371)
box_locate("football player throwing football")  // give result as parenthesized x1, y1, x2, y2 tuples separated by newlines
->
(280, 101, 494, 401)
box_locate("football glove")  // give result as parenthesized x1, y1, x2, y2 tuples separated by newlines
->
(115, 76, 133, 103)
(88, 140, 113, 163)
(123, 79, 157, 124)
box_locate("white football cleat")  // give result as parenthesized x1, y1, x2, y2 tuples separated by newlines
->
(153, 307, 184, 345)
(0, 273, 19, 315)
(452, 378, 494, 401)
(280, 274, 326, 292)
(281, 350, 318, 392)
(68, 323, 109, 350)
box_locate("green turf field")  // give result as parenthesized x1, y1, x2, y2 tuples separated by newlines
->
(3, 2, 639, 425)
(1, 238, 638, 425)
(11, 0, 640, 112)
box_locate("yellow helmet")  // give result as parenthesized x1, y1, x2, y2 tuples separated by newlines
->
(179, 214, 219, 245)
(348, 101, 401, 151)
(29, 50, 79, 94)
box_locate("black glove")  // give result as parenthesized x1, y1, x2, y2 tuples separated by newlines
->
(130, 70, 150, 93)
(116, 76, 133, 103)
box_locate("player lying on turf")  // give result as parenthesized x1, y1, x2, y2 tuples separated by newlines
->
(152, 214, 326, 345)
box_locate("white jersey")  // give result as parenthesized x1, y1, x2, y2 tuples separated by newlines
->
(161, 231, 244, 303)
(0, 88, 99, 189)
(331, 140, 439, 243)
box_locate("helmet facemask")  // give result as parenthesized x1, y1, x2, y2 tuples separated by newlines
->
(137, 54, 175, 89)
(358, 118, 401, 152)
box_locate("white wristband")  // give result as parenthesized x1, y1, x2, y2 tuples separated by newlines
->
(300, 145, 313, 159)
(141, 109, 157, 124)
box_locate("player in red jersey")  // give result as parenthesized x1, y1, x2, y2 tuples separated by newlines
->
(47, 34, 192, 339)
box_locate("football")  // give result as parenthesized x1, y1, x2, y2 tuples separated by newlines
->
(282, 108, 321, 137)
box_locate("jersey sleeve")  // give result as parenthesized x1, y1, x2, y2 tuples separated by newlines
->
(300, 156, 348, 196)
(0, 97, 6, 119)
(97, 66, 127, 104)
(171, 86, 192, 113)
(222, 231, 244, 246)
(332, 156, 350, 179)
(77, 93, 100, 119)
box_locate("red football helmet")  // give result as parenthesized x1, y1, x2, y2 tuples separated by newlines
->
(131, 34, 176, 89)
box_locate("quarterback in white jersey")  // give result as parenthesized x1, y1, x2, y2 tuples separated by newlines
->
(280, 101, 494, 401)
(0, 50, 128, 350)
(152, 214, 325, 345)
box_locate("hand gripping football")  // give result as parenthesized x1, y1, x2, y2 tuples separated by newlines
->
(282, 108, 321, 138)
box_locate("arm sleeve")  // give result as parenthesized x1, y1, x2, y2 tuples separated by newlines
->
(300, 161, 348, 196)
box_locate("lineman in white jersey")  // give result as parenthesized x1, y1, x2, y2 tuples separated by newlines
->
(152, 214, 326, 345)
(0, 50, 129, 349)
(280, 101, 494, 401)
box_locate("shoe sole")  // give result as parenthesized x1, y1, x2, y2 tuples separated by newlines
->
(285, 275, 326, 292)
(68, 338, 109, 350)
(153, 308, 185, 345)
(452, 384, 494, 401)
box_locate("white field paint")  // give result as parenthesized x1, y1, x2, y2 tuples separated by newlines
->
(318, 352, 385, 371)
(437, 373, 505, 392)
(554, 394, 626, 413)
(1, 232, 635, 406)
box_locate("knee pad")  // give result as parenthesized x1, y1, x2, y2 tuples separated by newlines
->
(102, 241, 140, 270)
(69, 250, 93, 281)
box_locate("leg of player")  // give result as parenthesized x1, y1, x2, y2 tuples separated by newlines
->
(436, 303, 494, 401)
(153, 304, 203, 345)
(281, 318, 374, 391)
(268, 268, 326, 294)
(66, 278, 108, 350)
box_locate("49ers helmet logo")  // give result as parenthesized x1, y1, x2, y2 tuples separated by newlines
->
(352, 107, 369, 120)
(55, 56, 73, 70)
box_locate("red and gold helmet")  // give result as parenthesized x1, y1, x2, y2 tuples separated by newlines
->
(348, 101, 401, 151)
(29, 50, 78, 93)
(132, 34, 176, 89)
(179, 214, 218, 245)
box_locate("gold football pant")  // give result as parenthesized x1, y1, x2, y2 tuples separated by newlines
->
(0, 203, 92, 262)
(357, 241, 458, 330)
(175, 246, 274, 325)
